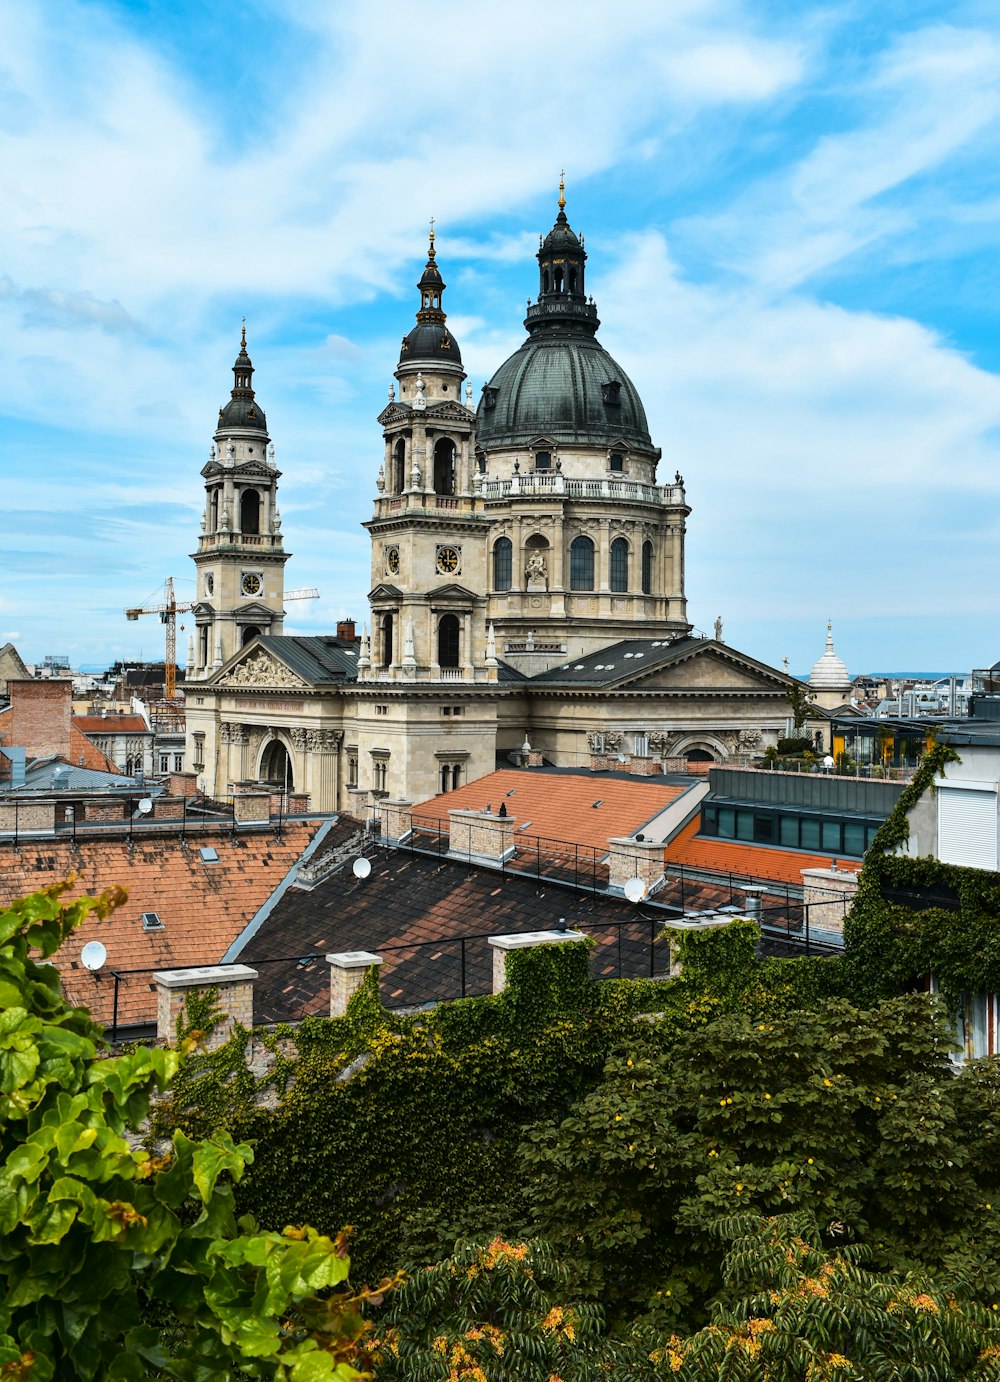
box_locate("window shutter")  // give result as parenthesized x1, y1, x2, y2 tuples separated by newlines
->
(938, 786, 998, 870)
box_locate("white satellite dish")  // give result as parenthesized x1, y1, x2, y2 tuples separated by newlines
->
(624, 877, 647, 903)
(352, 857, 372, 880)
(80, 940, 107, 971)
(137, 798, 153, 815)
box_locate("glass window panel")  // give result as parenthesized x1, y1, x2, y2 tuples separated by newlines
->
(718, 807, 736, 839)
(779, 816, 798, 847)
(800, 818, 821, 850)
(737, 810, 754, 841)
(753, 815, 774, 843)
(842, 822, 865, 856)
(822, 820, 841, 851)
(570, 536, 594, 590)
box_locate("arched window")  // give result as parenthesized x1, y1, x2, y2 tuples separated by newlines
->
(240, 489, 260, 535)
(642, 541, 653, 595)
(393, 438, 406, 493)
(493, 537, 513, 591)
(554, 266, 564, 293)
(569, 266, 578, 293)
(542, 268, 550, 292)
(241, 625, 261, 646)
(382, 613, 394, 668)
(438, 614, 460, 668)
(570, 535, 594, 591)
(610, 537, 629, 592)
(433, 438, 456, 496)
(210, 491, 219, 531)
(260, 739, 293, 792)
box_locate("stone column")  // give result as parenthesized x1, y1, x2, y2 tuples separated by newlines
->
(488, 929, 586, 994)
(310, 729, 342, 813)
(377, 798, 414, 844)
(327, 951, 383, 1018)
(800, 866, 859, 938)
(233, 791, 270, 824)
(598, 520, 611, 593)
(448, 807, 517, 864)
(607, 836, 666, 897)
(154, 965, 258, 1048)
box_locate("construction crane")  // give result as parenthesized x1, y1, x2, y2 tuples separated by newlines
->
(124, 579, 320, 699)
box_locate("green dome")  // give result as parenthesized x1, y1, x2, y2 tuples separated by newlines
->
(476, 334, 652, 450)
(475, 190, 653, 452)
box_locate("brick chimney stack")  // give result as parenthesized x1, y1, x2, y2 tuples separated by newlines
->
(337, 619, 357, 643)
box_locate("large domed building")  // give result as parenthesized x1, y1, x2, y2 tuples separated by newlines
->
(185, 188, 806, 808)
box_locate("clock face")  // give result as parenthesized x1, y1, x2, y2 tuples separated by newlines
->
(436, 545, 460, 575)
(386, 546, 400, 575)
(241, 572, 263, 596)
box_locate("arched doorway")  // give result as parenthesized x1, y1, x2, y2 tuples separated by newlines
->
(433, 438, 456, 495)
(242, 626, 262, 646)
(259, 738, 293, 792)
(438, 614, 460, 668)
(240, 489, 260, 534)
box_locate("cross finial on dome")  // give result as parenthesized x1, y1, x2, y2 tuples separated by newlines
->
(428, 216, 436, 259)
(558, 171, 566, 210)
(241, 316, 247, 349)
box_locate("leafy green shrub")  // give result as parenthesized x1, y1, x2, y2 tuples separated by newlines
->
(0, 881, 373, 1380)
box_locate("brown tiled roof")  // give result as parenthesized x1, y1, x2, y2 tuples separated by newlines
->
(237, 845, 659, 1023)
(413, 769, 687, 853)
(665, 814, 859, 886)
(0, 821, 320, 1029)
(74, 715, 149, 735)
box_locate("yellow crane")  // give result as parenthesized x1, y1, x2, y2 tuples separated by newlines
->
(124, 579, 319, 698)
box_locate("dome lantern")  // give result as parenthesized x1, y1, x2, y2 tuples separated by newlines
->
(398, 221, 463, 370)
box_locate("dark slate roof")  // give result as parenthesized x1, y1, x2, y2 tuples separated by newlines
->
(229, 844, 647, 1022)
(497, 659, 529, 684)
(526, 636, 794, 691)
(255, 636, 360, 685)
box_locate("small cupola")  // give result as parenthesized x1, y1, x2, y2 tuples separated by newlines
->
(217, 320, 269, 435)
(398, 223, 463, 368)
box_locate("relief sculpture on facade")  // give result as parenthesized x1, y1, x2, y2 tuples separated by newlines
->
(219, 650, 305, 689)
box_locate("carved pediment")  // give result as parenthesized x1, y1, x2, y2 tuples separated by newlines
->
(378, 403, 413, 426)
(625, 647, 790, 693)
(425, 400, 474, 422)
(425, 582, 477, 604)
(217, 648, 307, 690)
(234, 600, 274, 621)
(369, 583, 405, 602)
(231, 460, 275, 480)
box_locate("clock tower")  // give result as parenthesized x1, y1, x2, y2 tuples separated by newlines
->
(363, 229, 493, 684)
(190, 326, 289, 676)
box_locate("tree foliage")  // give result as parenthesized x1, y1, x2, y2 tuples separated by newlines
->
(0, 882, 374, 1381)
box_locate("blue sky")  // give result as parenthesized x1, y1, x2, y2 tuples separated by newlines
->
(2, 0, 1000, 678)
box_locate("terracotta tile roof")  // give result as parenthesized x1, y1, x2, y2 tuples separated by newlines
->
(0, 821, 320, 1029)
(236, 845, 656, 1023)
(413, 769, 687, 853)
(74, 715, 149, 735)
(665, 814, 859, 887)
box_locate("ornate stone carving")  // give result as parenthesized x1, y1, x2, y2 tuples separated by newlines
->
(525, 550, 548, 590)
(219, 650, 306, 689)
(289, 727, 309, 750)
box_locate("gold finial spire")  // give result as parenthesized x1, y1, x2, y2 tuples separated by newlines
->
(558, 171, 566, 210)
(240, 316, 247, 349)
(428, 216, 436, 259)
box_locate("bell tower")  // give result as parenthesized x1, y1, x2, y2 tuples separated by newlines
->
(190, 325, 289, 676)
(363, 228, 493, 684)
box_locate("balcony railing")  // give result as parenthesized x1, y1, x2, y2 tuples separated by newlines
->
(481, 474, 683, 505)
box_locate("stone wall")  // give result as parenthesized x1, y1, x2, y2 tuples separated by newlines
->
(154, 965, 258, 1048)
(448, 807, 517, 864)
(800, 866, 859, 936)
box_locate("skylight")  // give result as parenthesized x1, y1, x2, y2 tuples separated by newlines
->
(199, 846, 219, 863)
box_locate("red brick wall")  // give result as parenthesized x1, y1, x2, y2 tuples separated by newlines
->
(6, 680, 72, 759)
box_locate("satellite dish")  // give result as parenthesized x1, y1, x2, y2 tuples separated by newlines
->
(624, 877, 647, 904)
(81, 941, 107, 972)
(352, 857, 372, 880)
(137, 798, 153, 815)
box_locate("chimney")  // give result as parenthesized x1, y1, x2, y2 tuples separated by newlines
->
(337, 619, 357, 643)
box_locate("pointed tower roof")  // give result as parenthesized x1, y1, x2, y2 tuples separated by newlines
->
(217, 321, 268, 435)
(398, 223, 463, 369)
(808, 622, 851, 690)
